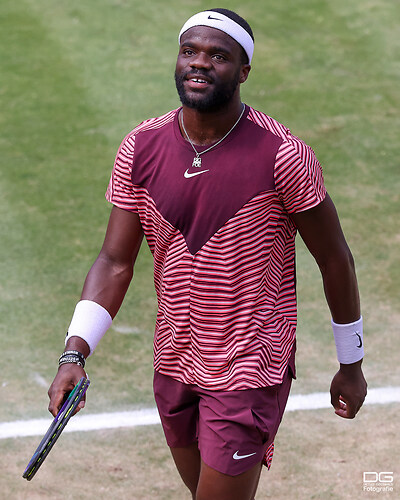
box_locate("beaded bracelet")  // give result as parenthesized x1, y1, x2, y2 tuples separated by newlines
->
(59, 350, 86, 368)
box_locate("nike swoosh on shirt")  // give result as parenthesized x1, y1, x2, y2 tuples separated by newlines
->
(233, 451, 257, 460)
(184, 169, 209, 178)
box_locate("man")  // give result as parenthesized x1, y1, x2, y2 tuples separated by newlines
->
(48, 8, 367, 500)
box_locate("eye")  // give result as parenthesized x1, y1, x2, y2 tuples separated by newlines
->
(212, 54, 227, 62)
(182, 48, 195, 56)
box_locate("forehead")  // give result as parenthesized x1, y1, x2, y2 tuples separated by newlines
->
(179, 25, 242, 56)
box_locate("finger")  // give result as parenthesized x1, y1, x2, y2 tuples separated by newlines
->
(48, 378, 76, 417)
(333, 398, 346, 417)
(48, 389, 66, 417)
(330, 388, 341, 412)
(334, 397, 357, 419)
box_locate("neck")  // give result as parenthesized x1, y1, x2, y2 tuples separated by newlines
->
(179, 100, 245, 146)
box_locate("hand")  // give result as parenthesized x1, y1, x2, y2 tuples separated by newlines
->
(330, 360, 367, 419)
(48, 363, 87, 417)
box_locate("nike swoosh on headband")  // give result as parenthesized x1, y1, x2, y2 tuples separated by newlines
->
(178, 11, 254, 63)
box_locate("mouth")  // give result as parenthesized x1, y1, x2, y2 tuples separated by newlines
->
(189, 77, 209, 84)
(185, 74, 213, 89)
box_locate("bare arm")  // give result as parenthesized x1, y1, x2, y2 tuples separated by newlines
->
(290, 193, 367, 418)
(80, 205, 144, 318)
(48, 206, 144, 416)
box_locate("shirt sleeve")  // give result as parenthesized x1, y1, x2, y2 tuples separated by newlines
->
(105, 131, 138, 212)
(274, 138, 326, 213)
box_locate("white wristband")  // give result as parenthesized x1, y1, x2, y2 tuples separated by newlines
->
(331, 316, 364, 364)
(65, 300, 112, 356)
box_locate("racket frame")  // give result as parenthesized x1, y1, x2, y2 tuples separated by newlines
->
(22, 376, 90, 481)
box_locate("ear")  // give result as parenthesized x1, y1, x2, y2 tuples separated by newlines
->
(239, 64, 251, 84)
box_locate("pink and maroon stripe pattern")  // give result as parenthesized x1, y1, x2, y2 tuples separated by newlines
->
(106, 107, 326, 391)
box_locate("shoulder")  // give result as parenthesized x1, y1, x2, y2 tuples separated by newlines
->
(246, 106, 293, 141)
(246, 106, 314, 159)
(118, 108, 179, 155)
(133, 108, 178, 135)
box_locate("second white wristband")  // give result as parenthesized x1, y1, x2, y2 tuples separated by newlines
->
(331, 316, 364, 364)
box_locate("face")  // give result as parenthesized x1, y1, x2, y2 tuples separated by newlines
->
(175, 26, 250, 112)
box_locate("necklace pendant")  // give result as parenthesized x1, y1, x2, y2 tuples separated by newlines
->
(192, 156, 202, 168)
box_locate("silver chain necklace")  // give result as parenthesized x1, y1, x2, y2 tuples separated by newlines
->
(180, 104, 245, 169)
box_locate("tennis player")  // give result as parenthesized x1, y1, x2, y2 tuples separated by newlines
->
(48, 8, 367, 499)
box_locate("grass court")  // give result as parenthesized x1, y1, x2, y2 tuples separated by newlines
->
(1, 0, 399, 498)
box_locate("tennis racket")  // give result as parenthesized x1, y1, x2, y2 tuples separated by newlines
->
(22, 376, 90, 481)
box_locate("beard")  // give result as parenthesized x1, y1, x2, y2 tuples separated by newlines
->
(174, 68, 241, 112)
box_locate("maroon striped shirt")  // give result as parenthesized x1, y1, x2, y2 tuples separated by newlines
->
(106, 105, 326, 390)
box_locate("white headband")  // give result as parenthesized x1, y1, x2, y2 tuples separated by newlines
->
(178, 11, 254, 64)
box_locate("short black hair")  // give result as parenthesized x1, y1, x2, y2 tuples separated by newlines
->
(208, 8, 254, 64)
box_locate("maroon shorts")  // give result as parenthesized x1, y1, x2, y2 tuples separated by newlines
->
(153, 350, 295, 476)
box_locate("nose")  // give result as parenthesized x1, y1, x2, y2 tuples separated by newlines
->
(190, 51, 212, 70)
